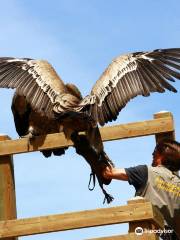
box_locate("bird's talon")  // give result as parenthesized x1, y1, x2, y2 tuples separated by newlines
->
(21, 132, 34, 139)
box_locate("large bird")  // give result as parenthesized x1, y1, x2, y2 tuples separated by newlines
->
(0, 48, 180, 203)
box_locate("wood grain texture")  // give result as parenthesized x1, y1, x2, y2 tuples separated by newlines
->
(128, 198, 164, 235)
(87, 232, 158, 240)
(0, 202, 163, 238)
(153, 111, 175, 142)
(0, 113, 174, 156)
(0, 136, 17, 240)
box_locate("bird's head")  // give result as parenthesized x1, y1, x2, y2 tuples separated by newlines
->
(54, 93, 81, 112)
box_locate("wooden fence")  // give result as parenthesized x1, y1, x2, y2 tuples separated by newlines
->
(0, 111, 175, 239)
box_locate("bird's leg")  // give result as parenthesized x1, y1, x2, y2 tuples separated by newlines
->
(71, 131, 114, 183)
(86, 126, 115, 183)
(20, 126, 36, 150)
(62, 121, 75, 140)
(21, 132, 34, 139)
(71, 131, 114, 204)
(86, 126, 104, 155)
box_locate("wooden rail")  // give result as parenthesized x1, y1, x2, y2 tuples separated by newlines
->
(0, 111, 176, 239)
(88, 232, 159, 240)
(0, 200, 163, 239)
(0, 112, 174, 156)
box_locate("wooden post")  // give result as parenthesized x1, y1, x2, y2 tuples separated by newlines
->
(127, 198, 162, 240)
(153, 111, 175, 142)
(0, 135, 17, 240)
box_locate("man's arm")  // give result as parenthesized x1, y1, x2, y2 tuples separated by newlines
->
(103, 165, 148, 192)
(103, 167, 129, 181)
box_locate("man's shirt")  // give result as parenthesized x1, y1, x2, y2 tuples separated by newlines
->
(125, 164, 180, 239)
(125, 164, 148, 191)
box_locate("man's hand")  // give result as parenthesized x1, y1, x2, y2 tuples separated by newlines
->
(102, 166, 113, 180)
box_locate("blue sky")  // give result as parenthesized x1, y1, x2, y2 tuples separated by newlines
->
(0, 0, 180, 239)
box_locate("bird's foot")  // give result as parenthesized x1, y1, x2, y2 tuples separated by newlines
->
(92, 151, 115, 187)
(21, 132, 34, 139)
(21, 132, 35, 150)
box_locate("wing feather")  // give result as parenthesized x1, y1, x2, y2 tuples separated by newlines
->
(139, 62, 161, 91)
(136, 68, 150, 95)
(141, 63, 165, 92)
(0, 58, 67, 118)
(77, 48, 180, 126)
(150, 63, 178, 92)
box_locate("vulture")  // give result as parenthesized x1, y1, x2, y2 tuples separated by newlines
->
(0, 48, 180, 203)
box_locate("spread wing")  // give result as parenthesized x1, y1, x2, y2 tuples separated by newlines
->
(0, 58, 67, 118)
(78, 48, 180, 126)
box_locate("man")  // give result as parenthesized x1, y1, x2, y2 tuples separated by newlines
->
(102, 139, 180, 240)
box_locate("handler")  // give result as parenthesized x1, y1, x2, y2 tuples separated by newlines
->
(103, 139, 180, 240)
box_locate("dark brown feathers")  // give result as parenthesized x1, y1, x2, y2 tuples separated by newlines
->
(0, 48, 180, 126)
(0, 58, 67, 118)
(77, 48, 180, 126)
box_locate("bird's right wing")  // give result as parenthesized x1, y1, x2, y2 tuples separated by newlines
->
(77, 48, 180, 126)
(0, 58, 68, 118)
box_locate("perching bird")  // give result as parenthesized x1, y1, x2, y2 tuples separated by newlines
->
(0, 48, 180, 203)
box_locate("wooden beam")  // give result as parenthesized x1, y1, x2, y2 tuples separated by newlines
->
(0, 136, 17, 240)
(0, 202, 163, 238)
(127, 198, 163, 239)
(0, 115, 174, 156)
(153, 111, 175, 142)
(87, 232, 158, 240)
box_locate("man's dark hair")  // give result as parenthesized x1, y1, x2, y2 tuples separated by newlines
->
(154, 139, 180, 172)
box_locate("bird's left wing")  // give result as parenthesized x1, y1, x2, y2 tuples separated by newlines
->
(77, 48, 180, 126)
(0, 57, 67, 118)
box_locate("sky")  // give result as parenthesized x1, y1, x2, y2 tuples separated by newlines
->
(0, 0, 180, 239)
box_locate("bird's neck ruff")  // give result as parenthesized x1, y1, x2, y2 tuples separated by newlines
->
(53, 93, 81, 113)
